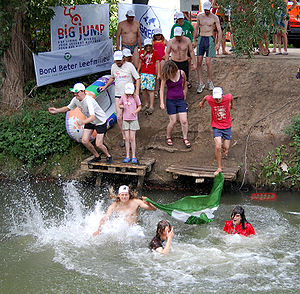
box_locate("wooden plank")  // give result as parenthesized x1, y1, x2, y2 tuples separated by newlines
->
(167, 165, 240, 173)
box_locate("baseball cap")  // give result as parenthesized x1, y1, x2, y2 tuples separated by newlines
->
(122, 48, 132, 57)
(114, 51, 123, 61)
(213, 87, 223, 99)
(126, 10, 135, 17)
(125, 83, 135, 94)
(203, 1, 212, 10)
(176, 11, 184, 19)
(69, 83, 85, 93)
(153, 28, 162, 35)
(144, 38, 152, 46)
(174, 26, 183, 36)
(118, 185, 129, 194)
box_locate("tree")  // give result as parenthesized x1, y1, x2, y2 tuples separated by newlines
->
(0, 0, 119, 111)
(215, 0, 288, 56)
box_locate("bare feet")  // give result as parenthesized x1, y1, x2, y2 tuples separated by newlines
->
(214, 168, 222, 176)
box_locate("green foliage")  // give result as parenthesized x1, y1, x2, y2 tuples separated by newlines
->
(217, 0, 287, 56)
(258, 115, 300, 189)
(0, 110, 75, 167)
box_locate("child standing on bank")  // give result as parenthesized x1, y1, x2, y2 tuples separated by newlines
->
(119, 83, 142, 164)
(153, 28, 168, 97)
(138, 38, 161, 115)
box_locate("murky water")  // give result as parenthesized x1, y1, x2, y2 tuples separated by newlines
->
(0, 180, 299, 294)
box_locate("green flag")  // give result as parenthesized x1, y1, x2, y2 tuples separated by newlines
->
(145, 172, 224, 224)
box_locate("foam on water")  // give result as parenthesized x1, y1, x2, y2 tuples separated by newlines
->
(2, 181, 300, 293)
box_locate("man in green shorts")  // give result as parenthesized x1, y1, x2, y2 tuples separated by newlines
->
(193, 1, 222, 94)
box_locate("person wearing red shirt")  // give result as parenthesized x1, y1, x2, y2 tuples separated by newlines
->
(198, 87, 233, 175)
(223, 206, 255, 237)
(137, 38, 161, 115)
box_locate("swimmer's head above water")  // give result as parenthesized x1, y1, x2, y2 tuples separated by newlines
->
(231, 206, 248, 229)
(156, 219, 171, 240)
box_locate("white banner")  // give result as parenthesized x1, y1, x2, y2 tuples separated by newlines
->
(118, 3, 175, 44)
(51, 4, 109, 51)
(33, 40, 113, 87)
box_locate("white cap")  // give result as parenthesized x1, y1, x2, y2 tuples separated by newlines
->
(118, 185, 129, 194)
(153, 28, 162, 35)
(126, 10, 135, 17)
(144, 38, 152, 46)
(176, 11, 184, 19)
(174, 26, 183, 36)
(70, 83, 85, 93)
(114, 51, 123, 61)
(125, 83, 135, 94)
(203, 1, 212, 10)
(122, 48, 132, 57)
(213, 87, 223, 99)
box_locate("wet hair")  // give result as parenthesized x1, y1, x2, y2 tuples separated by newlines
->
(231, 206, 248, 230)
(156, 219, 171, 238)
(161, 60, 179, 81)
(108, 185, 137, 202)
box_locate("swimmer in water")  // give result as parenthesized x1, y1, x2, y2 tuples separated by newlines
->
(149, 220, 174, 254)
(93, 185, 156, 236)
(223, 206, 255, 237)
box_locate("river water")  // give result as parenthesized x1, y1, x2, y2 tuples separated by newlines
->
(0, 180, 299, 294)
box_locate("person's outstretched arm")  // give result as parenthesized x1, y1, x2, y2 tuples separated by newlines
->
(48, 106, 70, 114)
(93, 203, 115, 236)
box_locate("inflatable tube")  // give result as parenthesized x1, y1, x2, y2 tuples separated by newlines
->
(65, 75, 117, 142)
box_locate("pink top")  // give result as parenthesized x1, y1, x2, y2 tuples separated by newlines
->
(119, 94, 141, 121)
(206, 94, 233, 129)
(153, 40, 166, 61)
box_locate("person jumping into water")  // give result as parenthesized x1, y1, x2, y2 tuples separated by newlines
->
(93, 185, 156, 236)
(223, 206, 255, 237)
(149, 219, 174, 254)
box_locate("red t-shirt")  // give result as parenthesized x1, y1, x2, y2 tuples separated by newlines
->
(206, 94, 233, 129)
(139, 49, 160, 75)
(223, 220, 256, 237)
(153, 40, 166, 61)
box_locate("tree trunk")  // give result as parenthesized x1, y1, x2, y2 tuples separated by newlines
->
(0, 10, 33, 110)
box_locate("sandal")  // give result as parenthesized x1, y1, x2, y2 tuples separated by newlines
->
(122, 157, 131, 163)
(131, 157, 138, 164)
(183, 139, 191, 148)
(145, 107, 153, 115)
(187, 81, 192, 89)
(166, 137, 173, 146)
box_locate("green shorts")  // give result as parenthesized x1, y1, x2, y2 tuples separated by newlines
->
(122, 120, 140, 131)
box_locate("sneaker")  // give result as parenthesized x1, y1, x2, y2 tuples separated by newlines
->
(131, 157, 138, 164)
(208, 81, 214, 91)
(122, 157, 131, 163)
(197, 83, 205, 94)
(106, 156, 113, 164)
(88, 155, 101, 164)
(120, 139, 125, 147)
(141, 105, 149, 112)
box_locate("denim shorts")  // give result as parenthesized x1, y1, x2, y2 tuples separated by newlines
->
(213, 127, 232, 140)
(166, 98, 187, 115)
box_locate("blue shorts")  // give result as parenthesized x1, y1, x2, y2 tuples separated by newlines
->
(166, 98, 187, 115)
(213, 127, 232, 140)
(197, 36, 216, 57)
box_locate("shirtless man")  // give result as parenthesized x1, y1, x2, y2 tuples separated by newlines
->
(272, 0, 297, 55)
(165, 26, 196, 97)
(116, 10, 142, 68)
(93, 185, 156, 236)
(193, 1, 222, 93)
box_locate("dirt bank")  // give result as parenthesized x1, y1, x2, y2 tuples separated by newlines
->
(83, 55, 300, 188)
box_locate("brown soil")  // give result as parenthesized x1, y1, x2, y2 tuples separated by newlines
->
(103, 55, 300, 187)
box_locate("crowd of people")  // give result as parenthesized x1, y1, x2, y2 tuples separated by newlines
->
(49, 0, 295, 176)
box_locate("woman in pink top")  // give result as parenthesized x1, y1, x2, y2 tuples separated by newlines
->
(119, 83, 142, 164)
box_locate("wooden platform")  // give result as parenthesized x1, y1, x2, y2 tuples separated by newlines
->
(81, 156, 156, 188)
(166, 165, 240, 183)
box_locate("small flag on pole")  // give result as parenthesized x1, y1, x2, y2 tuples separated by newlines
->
(145, 172, 224, 224)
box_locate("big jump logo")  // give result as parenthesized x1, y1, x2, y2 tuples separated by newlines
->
(57, 6, 105, 41)
(139, 7, 161, 40)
